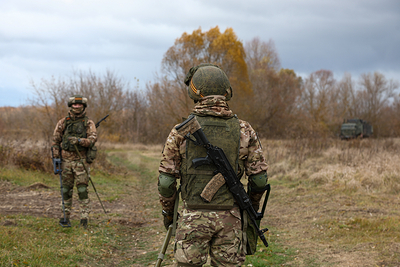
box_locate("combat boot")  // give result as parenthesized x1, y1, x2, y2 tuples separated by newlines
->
(59, 217, 71, 227)
(80, 218, 88, 229)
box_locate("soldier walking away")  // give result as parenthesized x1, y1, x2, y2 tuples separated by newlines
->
(157, 64, 269, 266)
(51, 95, 97, 228)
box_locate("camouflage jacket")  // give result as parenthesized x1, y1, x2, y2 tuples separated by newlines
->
(159, 95, 268, 178)
(52, 110, 97, 160)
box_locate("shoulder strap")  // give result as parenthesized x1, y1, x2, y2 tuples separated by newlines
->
(62, 116, 70, 134)
(84, 116, 89, 127)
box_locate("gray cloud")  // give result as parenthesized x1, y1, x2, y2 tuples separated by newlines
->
(1, 0, 399, 106)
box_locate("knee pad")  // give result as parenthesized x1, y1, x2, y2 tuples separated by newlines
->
(62, 185, 73, 200)
(77, 185, 88, 200)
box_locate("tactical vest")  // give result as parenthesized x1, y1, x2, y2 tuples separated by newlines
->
(61, 116, 88, 152)
(180, 114, 244, 210)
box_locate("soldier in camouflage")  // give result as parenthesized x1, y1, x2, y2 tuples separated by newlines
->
(158, 64, 269, 266)
(52, 95, 97, 228)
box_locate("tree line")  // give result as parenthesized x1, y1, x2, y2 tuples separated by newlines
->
(1, 26, 399, 144)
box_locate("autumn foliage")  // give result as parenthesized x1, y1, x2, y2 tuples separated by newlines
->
(1, 26, 400, 144)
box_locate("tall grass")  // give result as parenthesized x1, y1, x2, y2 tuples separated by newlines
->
(3, 137, 399, 194)
(0, 139, 123, 176)
(264, 137, 400, 194)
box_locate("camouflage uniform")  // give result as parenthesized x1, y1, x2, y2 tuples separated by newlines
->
(159, 95, 268, 266)
(52, 108, 97, 221)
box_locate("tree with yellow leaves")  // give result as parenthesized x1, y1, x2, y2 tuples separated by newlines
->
(147, 26, 251, 126)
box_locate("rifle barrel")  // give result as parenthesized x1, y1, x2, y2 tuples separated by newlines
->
(95, 114, 109, 128)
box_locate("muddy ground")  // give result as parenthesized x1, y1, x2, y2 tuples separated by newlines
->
(0, 179, 171, 266)
(0, 180, 145, 226)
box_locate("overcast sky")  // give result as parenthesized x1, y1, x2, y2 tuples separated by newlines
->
(1, 0, 399, 107)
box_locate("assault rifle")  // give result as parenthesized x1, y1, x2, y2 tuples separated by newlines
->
(95, 114, 109, 128)
(175, 114, 269, 248)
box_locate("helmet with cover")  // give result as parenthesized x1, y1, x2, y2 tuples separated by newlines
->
(184, 63, 232, 102)
(68, 95, 88, 107)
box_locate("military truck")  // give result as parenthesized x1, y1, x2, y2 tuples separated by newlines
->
(340, 119, 373, 139)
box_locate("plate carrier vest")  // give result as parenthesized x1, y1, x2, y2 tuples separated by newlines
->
(61, 116, 89, 152)
(180, 114, 244, 210)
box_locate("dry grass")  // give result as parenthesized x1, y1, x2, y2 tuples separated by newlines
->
(0, 139, 124, 175)
(262, 137, 400, 266)
(264, 137, 400, 194)
(1, 137, 399, 266)
(0, 139, 51, 172)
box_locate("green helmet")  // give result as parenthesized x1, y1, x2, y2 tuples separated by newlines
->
(68, 95, 88, 107)
(184, 63, 232, 102)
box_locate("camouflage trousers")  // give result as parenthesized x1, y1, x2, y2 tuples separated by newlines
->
(60, 158, 90, 220)
(174, 206, 245, 267)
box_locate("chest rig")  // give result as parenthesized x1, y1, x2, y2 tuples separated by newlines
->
(61, 116, 88, 152)
(180, 114, 244, 210)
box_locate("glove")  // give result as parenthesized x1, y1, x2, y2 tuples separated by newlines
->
(162, 210, 180, 230)
(51, 146, 60, 159)
(68, 137, 79, 145)
(249, 191, 264, 212)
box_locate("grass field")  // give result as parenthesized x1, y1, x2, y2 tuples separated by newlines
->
(0, 138, 400, 266)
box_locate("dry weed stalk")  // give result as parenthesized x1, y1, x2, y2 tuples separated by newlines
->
(0, 139, 122, 175)
(264, 137, 400, 194)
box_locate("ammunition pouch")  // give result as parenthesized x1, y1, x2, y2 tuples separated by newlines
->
(61, 116, 88, 152)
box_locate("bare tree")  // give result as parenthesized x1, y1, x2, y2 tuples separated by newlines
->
(337, 73, 359, 119)
(29, 70, 139, 142)
(301, 70, 338, 136)
(357, 72, 398, 127)
(244, 37, 303, 137)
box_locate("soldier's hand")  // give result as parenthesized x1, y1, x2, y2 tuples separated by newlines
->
(162, 210, 179, 230)
(51, 146, 61, 159)
(163, 215, 173, 230)
(68, 137, 79, 145)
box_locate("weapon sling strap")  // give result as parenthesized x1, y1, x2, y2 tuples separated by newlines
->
(242, 211, 249, 255)
(172, 186, 181, 236)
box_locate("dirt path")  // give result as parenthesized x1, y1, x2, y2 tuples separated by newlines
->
(0, 180, 144, 225)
